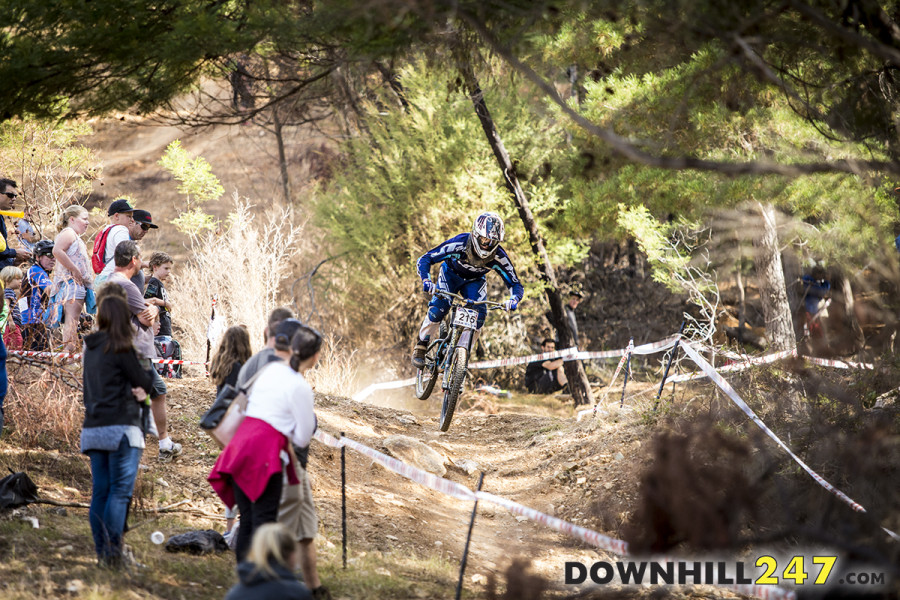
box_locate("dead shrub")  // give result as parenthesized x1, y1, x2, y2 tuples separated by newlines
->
(167, 197, 304, 363)
(306, 333, 361, 398)
(622, 416, 760, 553)
(487, 558, 548, 600)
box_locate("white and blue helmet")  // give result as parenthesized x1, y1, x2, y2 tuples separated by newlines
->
(470, 212, 505, 259)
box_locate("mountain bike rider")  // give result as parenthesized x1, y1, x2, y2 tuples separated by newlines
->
(411, 212, 524, 368)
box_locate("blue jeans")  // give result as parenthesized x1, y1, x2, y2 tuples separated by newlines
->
(87, 436, 143, 560)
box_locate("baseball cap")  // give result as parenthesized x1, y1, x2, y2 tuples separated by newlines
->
(272, 318, 304, 346)
(133, 209, 158, 229)
(108, 198, 134, 216)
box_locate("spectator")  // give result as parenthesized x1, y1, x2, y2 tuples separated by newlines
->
(143, 251, 182, 377)
(15, 219, 40, 253)
(224, 523, 312, 600)
(210, 326, 253, 396)
(107, 240, 182, 463)
(128, 209, 157, 291)
(52, 205, 94, 353)
(524, 338, 568, 394)
(1, 266, 24, 350)
(144, 252, 173, 335)
(236, 307, 295, 388)
(801, 265, 831, 347)
(565, 290, 583, 347)
(21, 240, 55, 350)
(209, 324, 253, 540)
(0, 271, 8, 437)
(94, 199, 136, 287)
(80, 293, 154, 567)
(208, 324, 320, 570)
(0, 179, 32, 269)
(268, 324, 330, 600)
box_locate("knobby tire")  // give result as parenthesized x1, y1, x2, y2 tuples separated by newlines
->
(415, 342, 439, 400)
(440, 347, 468, 432)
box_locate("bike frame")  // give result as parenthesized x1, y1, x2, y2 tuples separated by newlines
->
(426, 290, 502, 390)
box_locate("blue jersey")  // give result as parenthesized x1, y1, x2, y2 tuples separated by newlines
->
(416, 233, 524, 301)
(22, 265, 52, 324)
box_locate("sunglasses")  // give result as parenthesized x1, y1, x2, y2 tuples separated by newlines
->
(140, 224, 151, 231)
(2, 192, 18, 199)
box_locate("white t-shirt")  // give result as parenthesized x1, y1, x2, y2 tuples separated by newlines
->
(245, 362, 316, 449)
(98, 225, 131, 279)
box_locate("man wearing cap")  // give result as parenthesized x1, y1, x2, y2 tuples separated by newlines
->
(127, 209, 158, 291)
(94, 198, 135, 287)
(0, 179, 32, 269)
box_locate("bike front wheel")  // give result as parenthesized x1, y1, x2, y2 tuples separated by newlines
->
(415, 341, 440, 400)
(439, 346, 468, 432)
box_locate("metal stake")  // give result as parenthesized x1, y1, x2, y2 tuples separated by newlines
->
(654, 321, 685, 410)
(619, 338, 633, 408)
(455, 472, 485, 600)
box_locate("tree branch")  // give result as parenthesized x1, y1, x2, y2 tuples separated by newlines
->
(458, 11, 900, 177)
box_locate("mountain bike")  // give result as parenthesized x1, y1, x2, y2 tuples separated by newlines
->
(415, 290, 506, 431)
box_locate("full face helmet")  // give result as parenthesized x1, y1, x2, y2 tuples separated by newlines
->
(470, 212, 504, 259)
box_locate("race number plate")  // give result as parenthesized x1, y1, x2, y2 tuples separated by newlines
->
(453, 307, 479, 330)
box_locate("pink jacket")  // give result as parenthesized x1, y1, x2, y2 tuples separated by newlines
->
(208, 416, 299, 507)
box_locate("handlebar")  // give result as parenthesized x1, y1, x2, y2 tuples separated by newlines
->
(433, 290, 507, 311)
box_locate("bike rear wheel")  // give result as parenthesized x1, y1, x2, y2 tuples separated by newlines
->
(415, 341, 440, 400)
(439, 346, 468, 432)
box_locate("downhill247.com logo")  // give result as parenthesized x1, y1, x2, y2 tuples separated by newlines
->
(565, 556, 889, 591)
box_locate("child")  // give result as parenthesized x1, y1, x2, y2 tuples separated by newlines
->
(0, 266, 24, 351)
(144, 252, 173, 336)
(224, 523, 311, 600)
(144, 252, 182, 377)
(21, 240, 55, 351)
(81, 293, 154, 567)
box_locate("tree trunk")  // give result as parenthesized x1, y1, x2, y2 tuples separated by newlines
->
(839, 274, 866, 353)
(272, 107, 292, 204)
(756, 203, 796, 351)
(458, 56, 594, 407)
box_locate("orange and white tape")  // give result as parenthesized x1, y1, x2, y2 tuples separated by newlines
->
(9, 349, 206, 366)
(680, 342, 898, 541)
(313, 428, 796, 599)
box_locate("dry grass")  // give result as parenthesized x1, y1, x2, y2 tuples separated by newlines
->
(167, 196, 305, 361)
(306, 333, 362, 398)
(5, 362, 83, 450)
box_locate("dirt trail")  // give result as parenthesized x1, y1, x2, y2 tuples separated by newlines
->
(137, 376, 739, 598)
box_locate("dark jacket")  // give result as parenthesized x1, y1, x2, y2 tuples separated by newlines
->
(216, 360, 244, 396)
(82, 331, 154, 429)
(224, 560, 311, 600)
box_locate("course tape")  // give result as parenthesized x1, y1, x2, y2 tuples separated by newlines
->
(576, 334, 681, 360)
(576, 340, 633, 421)
(680, 343, 862, 511)
(312, 428, 795, 599)
(469, 346, 578, 369)
(354, 335, 682, 401)
(9, 350, 207, 366)
(667, 348, 873, 383)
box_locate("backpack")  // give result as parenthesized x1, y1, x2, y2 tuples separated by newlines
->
(91, 225, 113, 274)
(0, 470, 39, 510)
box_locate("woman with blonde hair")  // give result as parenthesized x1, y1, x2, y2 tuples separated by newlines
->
(224, 522, 311, 600)
(52, 205, 93, 352)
